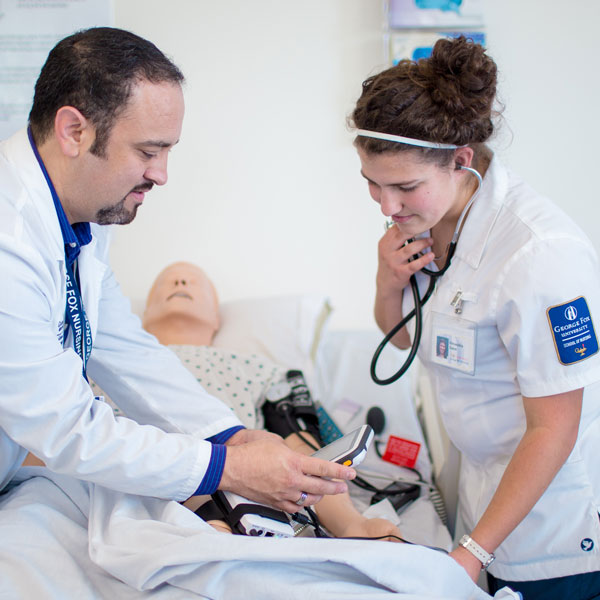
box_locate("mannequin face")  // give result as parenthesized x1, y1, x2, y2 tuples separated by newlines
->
(142, 262, 220, 345)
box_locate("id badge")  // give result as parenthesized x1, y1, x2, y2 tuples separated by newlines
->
(431, 312, 476, 374)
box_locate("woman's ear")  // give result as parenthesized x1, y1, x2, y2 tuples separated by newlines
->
(53, 106, 93, 158)
(453, 146, 475, 170)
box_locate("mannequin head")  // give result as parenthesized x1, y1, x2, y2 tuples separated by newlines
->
(142, 261, 220, 346)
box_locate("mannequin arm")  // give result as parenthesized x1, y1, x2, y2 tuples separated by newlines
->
(284, 432, 401, 540)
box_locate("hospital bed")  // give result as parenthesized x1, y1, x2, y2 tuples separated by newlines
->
(214, 291, 452, 549)
(0, 292, 518, 599)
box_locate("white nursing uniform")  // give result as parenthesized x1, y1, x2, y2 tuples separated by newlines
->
(0, 128, 242, 500)
(410, 155, 600, 580)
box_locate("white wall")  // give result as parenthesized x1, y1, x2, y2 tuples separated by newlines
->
(111, 0, 600, 329)
(483, 0, 600, 245)
(112, 0, 387, 328)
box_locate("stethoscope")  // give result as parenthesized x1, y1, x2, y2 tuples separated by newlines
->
(370, 166, 483, 385)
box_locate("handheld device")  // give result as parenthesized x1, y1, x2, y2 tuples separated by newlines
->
(212, 490, 295, 538)
(311, 424, 373, 467)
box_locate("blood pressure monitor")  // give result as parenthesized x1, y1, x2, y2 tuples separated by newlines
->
(311, 424, 373, 467)
(210, 425, 373, 538)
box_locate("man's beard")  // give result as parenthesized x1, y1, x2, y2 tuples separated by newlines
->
(95, 184, 152, 225)
(95, 197, 137, 225)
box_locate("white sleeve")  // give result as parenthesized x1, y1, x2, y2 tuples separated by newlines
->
(496, 236, 600, 397)
(0, 236, 238, 501)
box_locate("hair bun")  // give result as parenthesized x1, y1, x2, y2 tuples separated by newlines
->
(351, 34, 500, 151)
(424, 36, 497, 134)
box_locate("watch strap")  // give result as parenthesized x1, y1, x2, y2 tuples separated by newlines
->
(459, 534, 496, 570)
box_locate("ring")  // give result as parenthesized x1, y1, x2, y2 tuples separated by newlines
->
(295, 491, 308, 506)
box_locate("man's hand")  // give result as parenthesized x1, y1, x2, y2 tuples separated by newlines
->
(225, 428, 284, 446)
(219, 437, 356, 513)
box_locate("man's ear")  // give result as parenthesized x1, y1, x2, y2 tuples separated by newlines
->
(53, 106, 94, 158)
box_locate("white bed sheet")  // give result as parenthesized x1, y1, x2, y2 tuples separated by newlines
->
(0, 329, 522, 598)
(0, 467, 519, 599)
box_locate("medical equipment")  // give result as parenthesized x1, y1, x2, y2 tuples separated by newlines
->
(200, 427, 372, 538)
(311, 424, 373, 467)
(370, 166, 483, 385)
(262, 370, 323, 444)
(210, 491, 295, 537)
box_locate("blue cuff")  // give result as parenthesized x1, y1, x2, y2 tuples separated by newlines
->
(207, 425, 245, 445)
(193, 426, 246, 496)
(194, 443, 227, 495)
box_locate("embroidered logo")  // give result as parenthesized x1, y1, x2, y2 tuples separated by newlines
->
(547, 297, 598, 365)
(581, 538, 594, 552)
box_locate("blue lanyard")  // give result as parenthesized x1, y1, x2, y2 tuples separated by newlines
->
(27, 127, 93, 379)
(64, 260, 93, 379)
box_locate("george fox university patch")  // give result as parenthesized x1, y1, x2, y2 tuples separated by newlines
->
(547, 296, 599, 365)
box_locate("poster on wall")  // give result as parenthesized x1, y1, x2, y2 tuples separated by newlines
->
(388, 0, 484, 29)
(390, 30, 486, 64)
(0, 0, 112, 140)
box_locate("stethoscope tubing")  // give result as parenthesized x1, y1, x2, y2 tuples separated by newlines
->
(370, 270, 435, 385)
(370, 166, 482, 385)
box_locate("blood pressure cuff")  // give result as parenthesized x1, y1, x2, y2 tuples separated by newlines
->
(195, 491, 289, 536)
(261, 370, 323, 446)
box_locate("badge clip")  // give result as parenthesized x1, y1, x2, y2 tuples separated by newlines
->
(450, 290, 463, 314)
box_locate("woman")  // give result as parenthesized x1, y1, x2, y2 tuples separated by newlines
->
(351, 36, 600, 599)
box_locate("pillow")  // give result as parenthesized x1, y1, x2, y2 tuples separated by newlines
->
(212, 293, 332, 377)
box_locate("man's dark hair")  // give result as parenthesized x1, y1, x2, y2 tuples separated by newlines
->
(29, 27, 184, 156)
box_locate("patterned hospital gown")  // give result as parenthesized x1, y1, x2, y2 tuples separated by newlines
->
(91, 345, 287, 430)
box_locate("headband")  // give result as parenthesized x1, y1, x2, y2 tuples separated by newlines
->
(356, 129, 461, 150)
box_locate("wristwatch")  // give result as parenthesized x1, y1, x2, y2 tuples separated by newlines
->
(458, 534, 496, 570)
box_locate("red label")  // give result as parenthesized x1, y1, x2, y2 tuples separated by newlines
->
(381, 435, 421, 468)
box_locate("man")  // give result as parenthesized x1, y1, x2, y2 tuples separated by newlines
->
(0, 26, 353, 532)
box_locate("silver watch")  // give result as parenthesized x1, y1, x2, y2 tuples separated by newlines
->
(459, 534, 496, 570)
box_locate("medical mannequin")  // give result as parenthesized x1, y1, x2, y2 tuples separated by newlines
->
(142, 261, 402, 541)
(351, 36, 600, 599)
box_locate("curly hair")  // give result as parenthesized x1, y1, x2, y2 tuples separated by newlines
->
(350, 36, 498, 166)
(29, 27, 184, 157)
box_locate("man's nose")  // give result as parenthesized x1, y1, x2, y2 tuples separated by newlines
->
(145, 153, 168, 186)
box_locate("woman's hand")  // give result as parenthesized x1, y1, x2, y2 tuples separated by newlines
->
(449, 546, 482, 583)
(374, 228, 434, 348)
(376, 227, 434, 297)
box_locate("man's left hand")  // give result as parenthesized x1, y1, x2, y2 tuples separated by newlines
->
(226, 428, 284, 446)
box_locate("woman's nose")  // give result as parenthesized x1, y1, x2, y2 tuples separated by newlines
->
(379, 188, 402, 217)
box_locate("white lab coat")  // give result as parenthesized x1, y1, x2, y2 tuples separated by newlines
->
(411, 155, 600, 581)
(0, 128, 243, 500)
